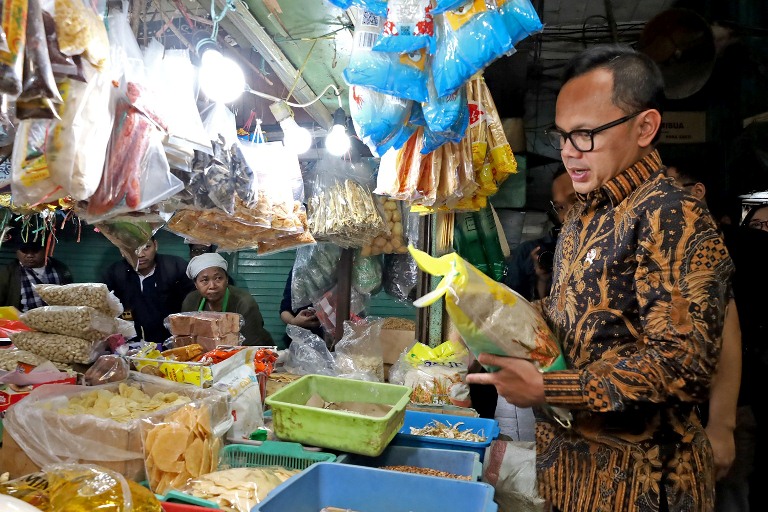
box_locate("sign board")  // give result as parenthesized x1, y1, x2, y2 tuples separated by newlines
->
(659, 112, 706, 143)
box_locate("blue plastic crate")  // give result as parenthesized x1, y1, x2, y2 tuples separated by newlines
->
(392, 410, 500, 462)
(338, 445, 482, 480)
(253, 462, 497, 512)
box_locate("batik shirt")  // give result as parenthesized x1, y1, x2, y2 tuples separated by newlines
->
(537, 151, 733, 512)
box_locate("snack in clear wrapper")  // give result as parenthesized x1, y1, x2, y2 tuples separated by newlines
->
(0, 0, 28, 96)
(291, 243, 341, 311)
(33, 282, 124, 316)
(142, 401, 224, 495)
(389, 340, 470, 407)
(349, 84, 411, 157)
(372, 0, 436, 54)
(20, 305, 120, 341)
(9, 330, 106, 364)
(84, 354, 130, 386)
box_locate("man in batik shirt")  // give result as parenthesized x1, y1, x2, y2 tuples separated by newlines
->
(468, 46, 733, 512)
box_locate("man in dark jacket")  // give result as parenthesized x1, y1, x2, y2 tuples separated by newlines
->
(103, 238, 193, 344)
(0, 240, 73, 312)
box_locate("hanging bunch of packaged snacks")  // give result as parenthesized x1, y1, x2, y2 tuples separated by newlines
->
(343, 7, 429, 103)
(497, 0, 543, 46)
(349, 84, 412, 157)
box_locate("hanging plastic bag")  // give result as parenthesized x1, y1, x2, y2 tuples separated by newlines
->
(17, 0, 63, 119)
(349, 84, 412, 156)
(49, 0, 109, 69)
(334, 317, 385, 382)
(353, 254, 383, 295)
(10, 119, 66, 207)
(94, 219, 164, 269)
(144, 42, 212, 153)
(0, 0, 28, 95)
(410, 246, 572, 426)
(389, 340, 471, 406)
(423, 77, 468, 136)
(432, 0, 467, 14)
(47, 63, 113, 200)
(291, 242, 342, 311)
(201, 102, 238, 148)
(372, 0, 436, 54)
(474, 205, 505, 281)
(361, 196, 407, 256)
(432, 2, 513, 97)
(482, 79, 518, 186)
(326, 0, 387, 17)
(343, 7, 429, 103)
(497, 0, 543, 46)
(42, 9, 83, 80)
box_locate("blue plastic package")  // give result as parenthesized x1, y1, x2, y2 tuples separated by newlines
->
(423, 74, 467, 134)
(349, 84, 412, 156)
(421, 105, 468, 155)
(373, 0, 436, 54)
(432, 0, 469, 15)
(497, 0, 543, 46)
(433, 2, 513, 97)
(344, 8, 430, 102)
(376, 103, 425, 155)
(326, 0, 387, 17)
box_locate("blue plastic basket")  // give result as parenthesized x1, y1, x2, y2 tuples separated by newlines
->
(253, 462, 498, 512)
(392, 410, 500, 462)
(338, 445, 482, 480)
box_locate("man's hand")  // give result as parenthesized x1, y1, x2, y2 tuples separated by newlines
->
(292, 309, 320, 329)
(705, 423, 735, 480)
(530, 246, 552, 279)
(465, 354, 545, 408)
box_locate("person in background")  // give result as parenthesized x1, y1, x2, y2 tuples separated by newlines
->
(279, 270, 324, 347)
(734, 204, 768, 511)
(469, 45, 732, 511)
(182, 253, 273, 345)
(665, 164, 750, 512)
(505, 165, 577, 300)
(0, 238, 73, 312)
(188, 242, 216, 259)
(103, 237, 193, 344)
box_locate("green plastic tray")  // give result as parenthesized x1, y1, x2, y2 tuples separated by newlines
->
(220, 441, 336, 469)
(265, 374, 412, 457)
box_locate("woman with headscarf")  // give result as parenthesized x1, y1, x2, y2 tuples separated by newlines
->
(181, 253, 273, 345)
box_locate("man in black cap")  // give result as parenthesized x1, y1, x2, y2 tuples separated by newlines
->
(0, 238, 73, 312)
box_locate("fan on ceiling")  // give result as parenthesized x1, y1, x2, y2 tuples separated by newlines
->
(638, 8, 716, 99)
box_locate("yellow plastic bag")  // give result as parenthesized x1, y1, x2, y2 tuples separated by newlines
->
(410, 246, 565, 371)
(0, 306, 21, 320)
(390, 340, 471, 407)
(410, 246, 571, 425)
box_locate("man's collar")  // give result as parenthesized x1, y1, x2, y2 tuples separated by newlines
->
(576, 150, 663, 207)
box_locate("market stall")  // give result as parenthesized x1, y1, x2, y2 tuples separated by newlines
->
(0, 0, 549, 510)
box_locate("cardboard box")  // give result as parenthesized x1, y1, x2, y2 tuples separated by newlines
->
(0, 375, 77, 412)
(380, 329, 416, 365)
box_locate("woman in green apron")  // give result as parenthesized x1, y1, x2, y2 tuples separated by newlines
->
(181, 253, 273, 345)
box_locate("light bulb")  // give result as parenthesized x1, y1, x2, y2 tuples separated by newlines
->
(325, 124, 350, 156)
(199, 48, 245, 103)
(280, 117, 312, 154)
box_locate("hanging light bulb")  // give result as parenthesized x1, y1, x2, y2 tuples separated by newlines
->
(270, 101, 312, 154)
(197, 39, 245, 104)
(325, 108, 350, 156)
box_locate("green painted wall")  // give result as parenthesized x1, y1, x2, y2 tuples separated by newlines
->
(1, 225, 415, 348)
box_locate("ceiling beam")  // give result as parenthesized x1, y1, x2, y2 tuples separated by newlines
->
(217, 0, 333, 128)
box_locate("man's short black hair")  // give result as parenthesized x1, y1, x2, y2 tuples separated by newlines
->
(562, 45, 665, 143)
(665, 158, 708, 188)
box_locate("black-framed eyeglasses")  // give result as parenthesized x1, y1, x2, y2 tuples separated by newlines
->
(544, 111, 644, 152)
(748, 219, 768, 231)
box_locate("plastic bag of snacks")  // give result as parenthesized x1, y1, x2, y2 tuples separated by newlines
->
(141, 400, 227, 495)
(497, 0, 543, 46)
(349, 84, 412, 157)
(334, 317, 385, 382)
(343, 7, 429, 103)
(2, 373, 229, 480)
(291, 243, 341, 311)
(17, 0, 63, 117)
(372, 0, 436, 54)
(20, 305, 119, 341)
(84, 354, 130, 385)
(0, 464, 164, 511)
(410, 246, 572, 425)
(9, 330, 106, 364)
(326, 0, 387, 16)
(389, 340, 471, 407)
(180, 467, 299, 512)
(432, 1, 513, 97)
(361, 196, 407, 256)
(0, 0, 28, 96)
